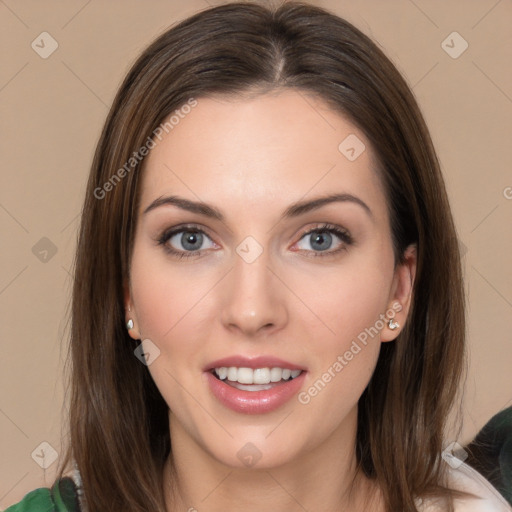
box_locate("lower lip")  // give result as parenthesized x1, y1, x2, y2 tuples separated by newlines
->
(205, 371, 306, 414)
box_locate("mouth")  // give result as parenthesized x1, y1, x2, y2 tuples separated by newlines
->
(209, 366, 303, 391)
(204, 356, 307, 414)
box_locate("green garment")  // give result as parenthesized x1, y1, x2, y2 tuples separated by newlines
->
(5, 477, 80, 511)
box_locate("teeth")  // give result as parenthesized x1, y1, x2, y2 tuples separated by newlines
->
(214, 366, 302, 384)
(270, 367, 282, 382)
(216, 367, 228, 380)
(253, 368, 270, 384)
(227, 367, 237, 382)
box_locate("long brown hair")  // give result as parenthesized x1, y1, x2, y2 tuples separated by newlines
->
(57, 2, 466, 510)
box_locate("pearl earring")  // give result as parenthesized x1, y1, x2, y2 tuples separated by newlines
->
(126, 319, 134, 330)
(388, 319, 399, 330)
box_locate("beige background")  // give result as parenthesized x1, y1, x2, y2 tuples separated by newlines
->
(0, 0, 511, 507)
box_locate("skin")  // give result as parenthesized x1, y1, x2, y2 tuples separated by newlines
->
(125, 89, 416, 512)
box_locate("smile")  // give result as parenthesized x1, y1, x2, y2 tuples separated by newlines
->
(204, 356, 307, 414)
(213, 366, 303, 390)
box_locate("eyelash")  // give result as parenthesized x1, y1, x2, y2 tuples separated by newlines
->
(156, 223, 353, 259)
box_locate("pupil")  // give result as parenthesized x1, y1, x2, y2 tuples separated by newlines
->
(182, 231, 202, 251)
(311, 231, 331, 251)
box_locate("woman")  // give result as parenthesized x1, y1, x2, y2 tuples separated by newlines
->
(6, 2, 511, 511)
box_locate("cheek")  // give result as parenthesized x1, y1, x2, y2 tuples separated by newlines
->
(130, 244, 211, 342)
(132, 277, 175, 340)
(296, 254, 394, 349)
(128, 243, 225, 410)
(292, 253, 393, 416)
(128, 247, 212, 424)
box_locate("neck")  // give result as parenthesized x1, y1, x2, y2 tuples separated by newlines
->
(163, 406, 383, 512)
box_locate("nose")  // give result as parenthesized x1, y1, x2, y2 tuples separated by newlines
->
(220, 247, 288, 338)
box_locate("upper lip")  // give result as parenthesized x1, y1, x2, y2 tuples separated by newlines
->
(204, 355, 306, 372)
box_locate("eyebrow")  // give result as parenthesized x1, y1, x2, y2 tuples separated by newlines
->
(143, 193, 373, 221)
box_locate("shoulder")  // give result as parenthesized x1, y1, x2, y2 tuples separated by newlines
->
(418, 461, 512, 512)
(448, 461, 512, 511)
(4, 477, 80, 512)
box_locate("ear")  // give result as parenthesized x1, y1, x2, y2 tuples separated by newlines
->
(381, 244, 417, 342)
(124, 280, 141, 340)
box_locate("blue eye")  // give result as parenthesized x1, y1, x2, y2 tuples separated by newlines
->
(296, 224, 352, 256)
(158, 225, 215, 259)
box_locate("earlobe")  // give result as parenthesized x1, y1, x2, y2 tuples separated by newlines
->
(124, 282, 141, 340)
(125, 308, 141, 340)
(381, 244, 417, 342)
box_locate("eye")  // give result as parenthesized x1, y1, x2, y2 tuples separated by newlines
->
(157, 225, 217, 258)
(295, 223, 352, 257)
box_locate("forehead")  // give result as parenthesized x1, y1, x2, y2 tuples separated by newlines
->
(139, 89, 386, 221)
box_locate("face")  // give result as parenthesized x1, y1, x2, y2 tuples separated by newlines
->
(125, 89, 416, 470)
